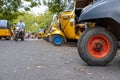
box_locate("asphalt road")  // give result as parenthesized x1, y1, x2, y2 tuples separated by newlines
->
(0, 39, 120, 80)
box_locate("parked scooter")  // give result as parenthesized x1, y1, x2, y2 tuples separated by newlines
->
(14, 26, 24, 41)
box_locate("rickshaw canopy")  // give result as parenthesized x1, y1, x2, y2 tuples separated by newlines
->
(0, 20, 9, 28)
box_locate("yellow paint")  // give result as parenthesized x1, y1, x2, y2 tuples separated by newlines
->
(51, 27, 65, 37)
(37, 32, 44, 39)
(44, 0, 94, 41)
(0, 28, 12, 37)
(59, 0, 94, 40)
(60, 0, 82, 40)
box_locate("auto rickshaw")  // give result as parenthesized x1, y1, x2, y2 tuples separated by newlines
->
(49, 0, 94, 46)
(37, 29, 44, 39)
(43, 14, 64, 44)
(30, 32, 37, 39)
(78, 0, 120, 66)
(43, 25, 52, 41)
(48, 14, 65, 46)
(0, 20, 13, 40)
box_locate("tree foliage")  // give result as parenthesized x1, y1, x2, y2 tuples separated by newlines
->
(0, 0, 22, 21)
(0, 0, 42, 21)
(13, 12, 53, 33)
(0, 0, 69, 32)
(25, 0, 68, 14)
(47, 0, 67, 13)
(0, 0, 69, 21)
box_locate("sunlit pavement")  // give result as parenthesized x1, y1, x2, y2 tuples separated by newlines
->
(0, 39, 120, 80)
(25, 38, 39, 41)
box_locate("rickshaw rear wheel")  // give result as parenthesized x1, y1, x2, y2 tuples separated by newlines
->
(15, 38, 18, 41)
(52, 34, 64, 46)
(46, 36, 50, 42)
(38, 37, 41, 39)
(78, 27, 117, 66)
(6, 36, 11, 40)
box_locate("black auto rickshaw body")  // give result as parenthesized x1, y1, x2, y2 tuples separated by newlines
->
(0, 20, 12, 40)
(78, 0, 120, 66)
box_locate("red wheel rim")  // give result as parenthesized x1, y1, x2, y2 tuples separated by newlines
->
(88, 34, 111, 59)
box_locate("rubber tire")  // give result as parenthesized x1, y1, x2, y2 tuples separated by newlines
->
(78, 27, 117, 66)
(46, 36, 50, 42)
(21, 37, 24, 41)
(15, 37, 18, 41)
(38, 37, 41, 39)
(14, 35, 18, 41)
(6, 36, 11, 40)
(52, 35, 64, 46)
(43, 37, 47, 40)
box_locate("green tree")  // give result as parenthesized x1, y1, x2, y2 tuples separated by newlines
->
(35, 11, 53, 29)
(0, 0, 43, 21)
(0, 0, 68, 21)
(47, 0, 67, 13)
(13, 11, 53, 33)
(28, 0, 68, 14)
(0, 0, 22, 21)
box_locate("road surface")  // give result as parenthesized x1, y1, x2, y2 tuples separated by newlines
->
(0, 39, 120, 80)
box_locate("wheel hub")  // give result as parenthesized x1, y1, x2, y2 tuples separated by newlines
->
(93, 42, 103, 51)
(88, 34, 110, 59)
(53, 35, 63, 45)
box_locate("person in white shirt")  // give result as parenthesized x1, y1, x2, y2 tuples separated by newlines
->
(17, 19, 25, 36)
(17, 19, 25, 29)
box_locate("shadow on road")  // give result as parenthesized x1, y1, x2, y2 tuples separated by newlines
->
(62, 42, 77, 47)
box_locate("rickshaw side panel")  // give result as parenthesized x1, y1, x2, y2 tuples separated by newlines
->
(60, 0, 94, 40)
(61, 12, 76, 39)
(51, 29, 65, 37)
(0, 29, 12, 36)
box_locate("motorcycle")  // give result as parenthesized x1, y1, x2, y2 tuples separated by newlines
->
(14, 26, 24, 41)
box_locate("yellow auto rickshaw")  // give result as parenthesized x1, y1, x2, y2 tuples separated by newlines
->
(49, 0, 94, 46)
(48, 14, 65, 46)
(37, 29, 44, 39)
(0, 20, 13, 40)
(60, 0, 94, 39)
(43, 25, 52, 41)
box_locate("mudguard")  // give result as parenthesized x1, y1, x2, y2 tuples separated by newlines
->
(51, 29, 65, 37)
(79, 0, 120, 23)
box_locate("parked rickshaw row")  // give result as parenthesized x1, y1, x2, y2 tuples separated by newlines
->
(42, 0, 95, 46)
(39, 0, 120, 66)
